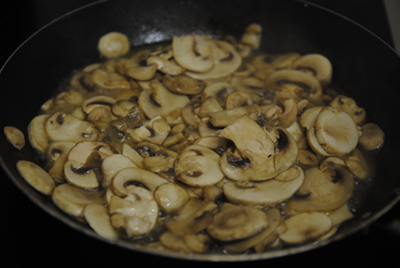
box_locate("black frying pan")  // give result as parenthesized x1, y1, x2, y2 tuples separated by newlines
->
(1, 0, 400, 265)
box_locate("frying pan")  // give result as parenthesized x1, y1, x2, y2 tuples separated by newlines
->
(1, 0, 400, 264)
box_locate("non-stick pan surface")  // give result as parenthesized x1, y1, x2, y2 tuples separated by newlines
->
(1, 0, 400, 265)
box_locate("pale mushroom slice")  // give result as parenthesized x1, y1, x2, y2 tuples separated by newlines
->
(220, 115, 298, 181)
(127, 116, 171, 145)
(225, 91, 261, 110)
(240, 23, 262, 49)
(265, 69, 323, 105)
(223, 208, 282, 253)
(208, 103, 261, 127)
(201, 82, 236, 108)
(64, 160, 99, 189)
(172, 35, 214, 73)
(52, 183, 105, 218)
(116, 51, 158, 81)
(185, 39, 242, 80)
(67, 141, 115, 165)
(253, 52, 301, 70)
(344, 148, 371, 180)
(206, 205, 269, 242)
(16, 160, 55, 195)
(83, 203, 119, 240)
(91, 69, 131, 90)
(4, 126, 25, 150)
(147, 55, 185, 75)
(159, 232, 192, 253)
(223, 165, 304, 206)
(101, 154, 137, 188)
(154, 182, 190, 213)
(183, 233, 212, 253)
(45, 112, 99, 143)
(279, 212, 333, 244)
(98, 31, 130, 58)
(121, 143, 144, 168)
(81, 95, 117, 114)
(313, 107, 359, 156)
(138, 80, 190, 125)
(46, 141, 77, 182)
(110, 167, 168, 197)
(285, 165, 355, 213)
(330, 95, 366, 125)
(174, 144, 224, 187)
(194, 136, 232, 156)
(164, 198, 217, 235)
(291, 53, 333, 86)
(109, 186, 159, 237)
(27, 114, 50, 153)
(358, 122, 385, 151)
(230, 76, 266, 95)
(162, 74, 206, 95)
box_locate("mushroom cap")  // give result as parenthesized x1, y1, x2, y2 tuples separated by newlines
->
(98, 31, 130, 58)
(291, 53, 333, 86)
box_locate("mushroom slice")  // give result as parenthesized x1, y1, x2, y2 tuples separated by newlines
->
(164, 198, 217, 235)
(313, 107, 359, 156)
(328, 203, 354, 226)
(45, 112, 99, 143)
(220, 115, 298, 181)
(265, 69, 323, 105)
(109, 186, 159, 237)
(91, 69, 131, 90)
(101, 154, 137, 188)
(208, 103, 261, 127)
(81, 95, 117, 114)
(143, 149, 178, 180)
(344, 149, 371, 180)
(207, 205, 268, 242)
(16, 160, 55, 195)
(138, 80, 190, 125)
(240, 23, 262, 49)
(291, 53, 333, 86)
(185, 39, 242, 80)
(358, 122, 385, 151)
(201, 82, 236, 108)
(83, 203, 119, 240)
(117, 55, 158, 81)
(159, 232, 192, 253)
(253, 52, 301, 70)
(64, 160, 99, 189)
(330, 95, 366, 125)
(183, 233, 211, 253)
(67, 141, 115, 164)
(230, 76, 266, 95)
(127, 116, 171, 145)
(223, 208, 282, 253)
(52, 183, 104, 218)
(111, 167, 167, 197)
(297, 149, 319, 169)
(223, 166, 304, 206)
(285, 165, 355, 212)
(98, 31, 130, 58)
(163, 74, 206, 95)
(175, 144, 224, 187)
(154, 182, 189, 213)
(173, 35, 214, 73)
(121, 143, 144, 168)
(27, 114, 50, 153)
(225, 91, 261, 110)
(147, 55, 185, 75)
(194, 136, 232, 156)
(279, 212, 332, 244)
(46, 141, 77, 182)
(4, 126, 25, 150)
(181, 103, 202, 129)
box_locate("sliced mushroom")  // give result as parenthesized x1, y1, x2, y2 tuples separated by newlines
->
(291, 53, 333, 86)
(220, 115, 298, 181)
(223, 207, 282, 253)
(328, 203, 354, 226)
(201, 82, 236, 108)
(172, 35, 214, 73)
(240, 23, 262, 49)
(45, 112, 99, 143)
(46, 141, 77, 182)
(16, 160, 55, 195)
(91, 69, 131, 90)
(194, 136, 232, 156)
(285, 165, 355, 212)
(27, 114, 50, 153)
(252, 52, 301, 70)
(163, 74, 205, 95)
(138, 80, 190, 125)
(109, 186, 159, 237)
(127, 116, 171, 144)
(121, 143, 144, 168)
(64, 160, 99, 189)
(175, 144, 224, 187)
(101, 154, 137, 188)
(225, 91, 261, 110)
(208, 103, 261, 127)
(67, 141, 115, 165)
(358, 122, 385, 151)
(206, 205, 268, 242)
(142, 148, 178, 180)
(344, 148, 371, 180)
(98, 31, 130, 58)
(154, 182, 189, 213)
(117, 53, 158, 81)
(159, 232, 192, 253)
(223, 165, 304, 206)
(185, 39, 242, 80)
(265, 69, 323, 105)
(83, 203, 119, 240)
(230, 76, 266, 95)
(183, 233, 211, 253)
(164, 197, 217, 235)
(52, 183, 104, 218)
(111, 167, 167, 197)
(147, 55, 185, 75)
(81, 95, 117, 114)
(279, 212, 332, 244)
(4, 126, 25, 150)
(330, 95, 366, 125)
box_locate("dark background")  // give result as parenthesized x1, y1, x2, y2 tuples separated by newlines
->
(1, 0, 399, 266)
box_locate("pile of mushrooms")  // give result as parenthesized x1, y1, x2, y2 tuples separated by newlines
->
(6, 23, 385, 255)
